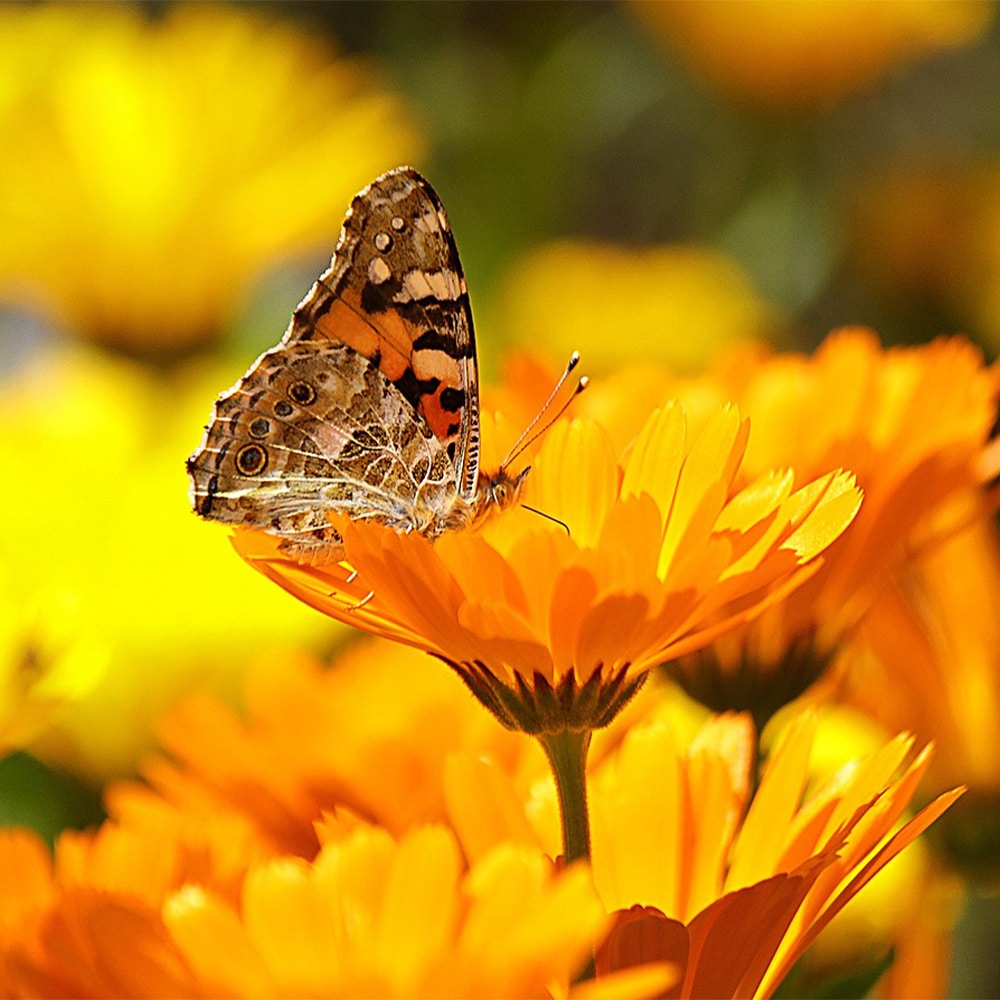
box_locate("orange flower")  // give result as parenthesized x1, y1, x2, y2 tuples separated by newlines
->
(844, 517, 1000, 798)
(1, 636, 953, 999)
(107, 639, 536, 859)
(592, 713, 960, 998)
(165, 823, 609, 999)
(668, 329, 1000, 723)
(0, 829, 54, 997)
(0, 820, 620, 999)
(0, 639, 674, 997)
(446, 708, 961, 999)
(0, 821, 223, 997)
(234, 404, 861, 734)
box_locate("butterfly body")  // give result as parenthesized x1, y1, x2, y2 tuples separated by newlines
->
(188, 167, 521, 557)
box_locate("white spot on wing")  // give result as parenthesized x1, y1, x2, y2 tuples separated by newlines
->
(368, 257, 392, 284)
(396, 269, 463, 302)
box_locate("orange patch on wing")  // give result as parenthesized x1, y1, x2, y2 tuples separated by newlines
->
(422, 387, 461, 442)
(315, 300, 378, 356)
(315, 292, 418, 383)
(413, 348, 461, 385)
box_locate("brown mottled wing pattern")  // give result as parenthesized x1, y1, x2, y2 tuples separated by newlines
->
(283, 167, 481, 497)
(187, 341, 467, 553)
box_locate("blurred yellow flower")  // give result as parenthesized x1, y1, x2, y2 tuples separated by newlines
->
(0, 348, 334, 779)
(0, 3, 422, 354)
(753, 705, 958, 998)
(0, 586, 107, 756)
(492, 241, 777, 374)
(0, 821, 612, 999)
(799, 837, 954, 1000)
(870, 861, 963, 1000)
(669, 329, 1000, 723)
(632, 0, 994, 110)
(232, 403, 861, 734)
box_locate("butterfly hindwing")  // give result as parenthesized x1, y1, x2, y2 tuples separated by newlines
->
(188, 341, 463, 552)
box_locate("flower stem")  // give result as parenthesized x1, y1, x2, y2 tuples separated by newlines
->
(539, 726, 595, 982)
(538, 727, 593, 865)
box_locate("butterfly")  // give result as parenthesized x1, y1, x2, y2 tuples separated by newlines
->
(188, 167, 576, 559)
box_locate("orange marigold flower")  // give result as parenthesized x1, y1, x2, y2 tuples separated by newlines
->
(0, 829, 54, 996)
(846, 518, 1000, 798)
(106, 639, 535, 859)
(443, 707, 960, 999)
(234, 404, 861, 735)
(0, 820, 628, 999)
(165, 824, 609, 999)
(668, 329, 1000, 725)
(0, 822, 215, 997)
(591, 714, 960, 998)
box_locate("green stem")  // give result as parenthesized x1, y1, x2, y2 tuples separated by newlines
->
(538, 727, 593, 865)
(539, 727, 595, 982)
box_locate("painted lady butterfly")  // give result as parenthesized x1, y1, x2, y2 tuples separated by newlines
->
(188, 167, 571, 557)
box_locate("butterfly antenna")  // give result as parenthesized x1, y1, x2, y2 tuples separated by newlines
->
(501, 352, 588, 470)
(521, 502, 571, 535)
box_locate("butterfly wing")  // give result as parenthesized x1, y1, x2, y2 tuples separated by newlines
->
(188, 167, 484, 554)
(284, 167, 481, 498)
(187, 341, 463, 553)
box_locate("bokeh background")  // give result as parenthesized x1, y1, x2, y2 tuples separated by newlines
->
(2, 2, 999, 995)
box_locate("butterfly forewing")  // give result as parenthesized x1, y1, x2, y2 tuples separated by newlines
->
(284, 168, 481, 497)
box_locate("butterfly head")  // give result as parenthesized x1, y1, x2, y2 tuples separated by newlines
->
(470, 353, 587, 533)
(482, 465, 531, 513)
